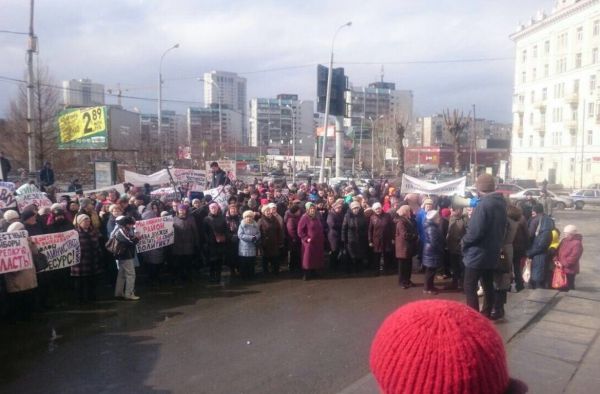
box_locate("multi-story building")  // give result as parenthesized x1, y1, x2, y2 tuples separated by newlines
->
(203, 70, 247, 145)
(187, 107, 242, 163)
(344, 82, 413, 169)
(416, 115, 511, 149)
(510, 0, 600, 187)
(249, 95, 314, 157)
(62, 78, 105, 108)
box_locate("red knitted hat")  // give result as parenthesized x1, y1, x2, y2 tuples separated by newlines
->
(370, 300, 513, 394)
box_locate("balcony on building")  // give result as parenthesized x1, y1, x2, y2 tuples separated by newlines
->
(533, 123, 545, 136)
(512, 101, 524, 114)
(565, 119, 578, 134)
(533, 100, 547, 112)
(565, 92, 579, 107)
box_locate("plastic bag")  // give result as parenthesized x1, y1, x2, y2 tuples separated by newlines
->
(552, 266, 568, 289)
(522, 258, 532, 283)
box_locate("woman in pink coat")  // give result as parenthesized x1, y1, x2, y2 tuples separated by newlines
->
(297, 202, 325, 280)
(555, 224, 583, 290)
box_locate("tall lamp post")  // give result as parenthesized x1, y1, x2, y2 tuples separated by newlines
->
(319, 21, 352, 183)
(282, 105, 296, 184)
(158, 43, 179, 163)
(197, 78, 223, 158)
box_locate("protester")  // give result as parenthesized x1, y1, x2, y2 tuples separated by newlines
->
(1, 209, 19, 232)
(284, 204, 302, 273)
(394, 205, 418, 289)
(0, 151, 11, 181)
(370, 299, 528, 394)
(238, 210, 261, 279)
(493, 206, 519, 320)
(368, 202, 395, 274)
(462, 174, 507, 316)
(140, 201, 166, 284)
(172, 204, 200, 283)
(207, 161, 229, 188)
(326, 200, 344, 271)
(258, 204, 283, 275)
(71, 214, 101, 303)
(297, 202, 325, 280)
(554, 225, 583, 291)
(4, 222, 38, 322)
(526, 204, 554, 289)
(342, 201, 368, 274)
(39, 161, 55, 188)
(510, 206, 528, 292)
(204, 202, 228, 284)
(446, 206, 467, 290)
(422, 210, 443, 294)
(225, 204, 241, 277)
(113, 215, 140, 300)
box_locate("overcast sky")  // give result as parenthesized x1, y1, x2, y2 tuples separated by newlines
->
(0, 0, 552, 123)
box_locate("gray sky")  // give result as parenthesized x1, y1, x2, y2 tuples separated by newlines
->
(0, 0, 551, 123)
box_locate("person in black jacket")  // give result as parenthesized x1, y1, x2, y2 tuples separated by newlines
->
(207, 162, 230, 189)
(0, 151, 11, 181)
(342, 201, 369, 274)
(39, 161, 55, 188)
(113, 216, 140, 300)
(462, 174, 508, 319)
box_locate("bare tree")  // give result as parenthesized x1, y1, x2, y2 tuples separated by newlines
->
(442, 109, 470, 174)
(3, 64, 61, 171)
(393, 117, 409, 177)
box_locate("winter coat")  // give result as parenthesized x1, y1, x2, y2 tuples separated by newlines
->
(106, 215, 118, 238)
(462, 193, 507, 270)
(258, 215, 283, 257)
(140, 210, 165, 264)
(446, 214, 467, 255)
(208, 168, 229, 188)
(422, 220, 444, 268)
(342, 211, 369, 260)
(204, 213, 228, 261)
(47, 217, 75, 234)
(495, 218, 518, 290)
(4, 241, 39, 293)
(284, 211, 301, 251)
(394, 216, 418, 259)
(238, 221, 260, 257)
(526, 215, 554, 283)
(556, 234, 583, 275)
(368, 212, 394, 253)
(512, 216, 529, 258)
(297, 213, 325, 270)
(173, 215, 200, 256)
(326, 210, 344, 252)
(113, 226, 138, 260)
(71, 228, 101, 277)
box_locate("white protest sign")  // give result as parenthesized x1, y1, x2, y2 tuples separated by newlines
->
(0, 230, 33, 274)
(16, 192, 52, 212)
(135, 216, 174, 253)
(0, 181, 17, 209)
(30, 230, 81, 271)
(56, 183, 126, 201)
(400, 174, 466, 196)
(204, 186, 229, 211)
(172, 169, 206, 185)
(124, 169, 170, 186)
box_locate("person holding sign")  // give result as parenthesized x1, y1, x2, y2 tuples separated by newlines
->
(4, 222, 38, 322)
(71, 215, 101, 303)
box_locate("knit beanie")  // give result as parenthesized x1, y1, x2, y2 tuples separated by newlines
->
(76, 214, 90, 225)
(7, 222, 25, 232)
(370, 300, 518, 394)
(372, 202, 382, 210)
(563, 224, 577, 234)
(3, 209, 19, 222)
(476, 174, 496, 193)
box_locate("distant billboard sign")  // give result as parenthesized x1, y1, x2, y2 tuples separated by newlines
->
(57, 106, 108, 149)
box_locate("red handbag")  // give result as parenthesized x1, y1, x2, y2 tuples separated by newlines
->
(552, 266, 568, 289)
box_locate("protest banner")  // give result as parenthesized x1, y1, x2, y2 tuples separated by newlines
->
(0, 230, 33, 274)
(56, 183, 126, 201)
(30, 230, 81, 271)
(0, 181, 17, 209)
(150, 187, 179, 202)
(206, 160, 236, 182)
(124, 169, 170, 186)
(204, 186, 229, 210)
(16, 192, 52, 212)
(400, 174, 466, 196)
(135, 216, 174, 253)
(172, 168, 206, 186)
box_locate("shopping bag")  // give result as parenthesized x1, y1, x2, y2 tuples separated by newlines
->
(552, 266, 568, 289)
(522, 258, 532, 284)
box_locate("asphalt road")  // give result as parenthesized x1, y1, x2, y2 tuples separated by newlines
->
(0, 208, 594, 394)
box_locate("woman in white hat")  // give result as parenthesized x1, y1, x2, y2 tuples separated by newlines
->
(554, 225, 583, 290)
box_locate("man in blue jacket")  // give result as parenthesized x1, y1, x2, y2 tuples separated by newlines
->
(462, 174, 507, 319)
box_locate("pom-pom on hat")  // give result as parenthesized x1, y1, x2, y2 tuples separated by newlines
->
(370, 300, 525, 394)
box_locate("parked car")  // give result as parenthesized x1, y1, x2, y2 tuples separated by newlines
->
(496, 183, 524, 197)
(570, 189, 600, 210)
(509, 188, 573, 209)
(511, 179, 538, 189)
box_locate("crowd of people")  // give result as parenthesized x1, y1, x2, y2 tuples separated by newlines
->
(0, 162, 584, 325)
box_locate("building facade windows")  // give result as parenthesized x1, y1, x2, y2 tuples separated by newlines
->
(594, 20, 600, 36)
(528, 157, 533, 170)
(593, 48, 599, 64)
(539, 157, 544, 171)
(590, 75, 597, 91)
(587, 129, 593, 145)
(586, 159, 592, 172)
(570, 157, 575, 172)
(576, 53, 582, 68)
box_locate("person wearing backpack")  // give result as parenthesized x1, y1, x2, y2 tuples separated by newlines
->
(111, 216, 140, 300)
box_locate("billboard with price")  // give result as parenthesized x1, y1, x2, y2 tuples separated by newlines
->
(57, 106, 108, 149)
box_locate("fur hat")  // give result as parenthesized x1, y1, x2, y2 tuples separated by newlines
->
(7, 222, 25, 232)
(563, 224, 578, 234)
(3, 210, 19, 222)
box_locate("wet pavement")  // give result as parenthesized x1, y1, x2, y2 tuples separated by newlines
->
(0, 208, 597, 394)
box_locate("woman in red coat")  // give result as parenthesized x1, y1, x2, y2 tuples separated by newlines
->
(555, 225, 583, 290)
(297, 202, 325, 280)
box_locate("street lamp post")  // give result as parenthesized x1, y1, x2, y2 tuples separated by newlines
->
(158, 43, 179, 163)
(282, 105, 296, 184)
(319, 21, 352, 184)
(197, 78, 223, 159)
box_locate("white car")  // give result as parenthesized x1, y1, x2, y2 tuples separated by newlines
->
(509, 188, 573, 209)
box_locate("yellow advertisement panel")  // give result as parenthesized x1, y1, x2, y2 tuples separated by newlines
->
(58, 106, 106, 144)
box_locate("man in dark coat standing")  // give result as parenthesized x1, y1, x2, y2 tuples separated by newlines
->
(0, 151, 11, 181)
(462, 174, 507, 319)
(207, 162, 229, 189)
(39, 161, 55, 188)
